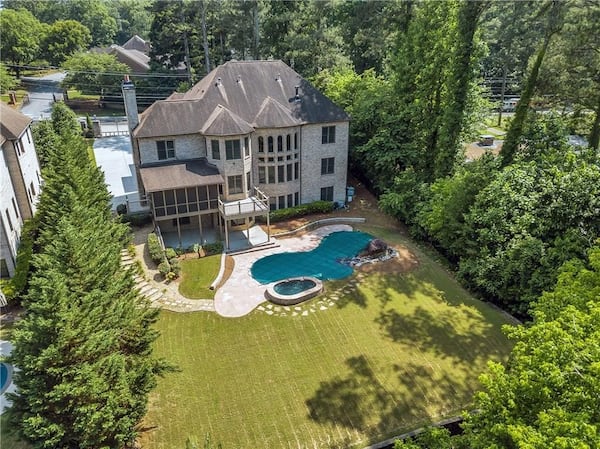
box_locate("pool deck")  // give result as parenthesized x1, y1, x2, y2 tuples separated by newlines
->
(214, 224, 353, 317)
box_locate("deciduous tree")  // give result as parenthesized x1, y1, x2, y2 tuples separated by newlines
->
(0, 8, 44, 76)
(41, 19, 92, 66)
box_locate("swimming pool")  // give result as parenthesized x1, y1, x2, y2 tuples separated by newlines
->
(251, 231, 373, 284)
(0, 362, 12, 395)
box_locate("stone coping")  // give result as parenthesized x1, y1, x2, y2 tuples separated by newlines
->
(265, 277, 323, 306)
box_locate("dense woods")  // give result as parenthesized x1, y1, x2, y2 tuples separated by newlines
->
(2, 0, 599, 448)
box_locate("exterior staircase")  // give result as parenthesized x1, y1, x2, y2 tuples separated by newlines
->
(120, 249, 164, 304)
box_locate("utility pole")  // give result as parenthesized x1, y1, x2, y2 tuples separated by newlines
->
(180, 7, 193, 85)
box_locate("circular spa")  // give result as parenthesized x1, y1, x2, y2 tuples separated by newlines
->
(265, 277, 323, 305)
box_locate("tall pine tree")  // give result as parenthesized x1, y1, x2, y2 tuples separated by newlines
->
(8, 104, 170, 449)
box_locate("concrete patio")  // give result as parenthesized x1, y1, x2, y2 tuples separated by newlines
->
(160, 224, 270, 252)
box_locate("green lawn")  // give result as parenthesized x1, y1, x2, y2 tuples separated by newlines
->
(66, 89, 100, 101)
(178, 255, 221, 299)
(141, 227, 515, 449)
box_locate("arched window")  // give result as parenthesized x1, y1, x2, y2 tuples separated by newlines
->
(286, 134, 291, 151)
(268, 136, 274, 152)
(258, 136, 264, 152)
(277, 135, 283, 152)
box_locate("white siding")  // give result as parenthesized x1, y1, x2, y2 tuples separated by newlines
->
(0, 148, 23, 277)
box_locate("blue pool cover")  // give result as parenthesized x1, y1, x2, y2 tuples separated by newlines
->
(0, 362, 11, 394)
(251, 231, 373, 284)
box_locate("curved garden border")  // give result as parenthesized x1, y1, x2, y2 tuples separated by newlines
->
(272, 217, 366, 238)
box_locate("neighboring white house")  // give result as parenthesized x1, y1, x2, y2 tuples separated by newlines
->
(124, 60, 350, 250)
(0, 103, 43, 277)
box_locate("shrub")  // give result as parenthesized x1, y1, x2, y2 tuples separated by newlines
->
(157, 260, 171, 277)
(165, 248, 177, 260)
(168, 258, 181, 276)
(269, 200, 334, 223)
(147, 233, 165, 264)
(121, 211, 153, 227)
(203, 242, 223, 256)
(116, 203, 127, 215)
(127, 243, 136, 258)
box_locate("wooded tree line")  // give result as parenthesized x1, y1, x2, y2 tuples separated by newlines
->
(6, 104, 170, 449)
(395, 243, 600, 448)
(315, 0, 599, 317)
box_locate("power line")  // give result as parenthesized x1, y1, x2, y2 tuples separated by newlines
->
(13, 64, 189, 79)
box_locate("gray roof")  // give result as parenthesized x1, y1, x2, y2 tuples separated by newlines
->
(93, 45, 150, 73)
(134, 60, 349, 138)
(0, 103, 32, 142)
(122, 35, 150, 54)
(139, 159, 224, 192)
(201, 105, 254, 136)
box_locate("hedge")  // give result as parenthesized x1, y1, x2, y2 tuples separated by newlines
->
(147, 233, 165, 264)
(269, 200, 334, 223)
(120, 211, 153, 227)
(203, 242, 223, 255)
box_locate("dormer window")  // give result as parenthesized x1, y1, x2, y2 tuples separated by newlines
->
(157, 140, 175, 160)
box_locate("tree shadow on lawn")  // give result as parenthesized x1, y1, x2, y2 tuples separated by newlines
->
(376, 303, 506, 365)
(306, 355, 421, 442)
(334, 270, 443, 311)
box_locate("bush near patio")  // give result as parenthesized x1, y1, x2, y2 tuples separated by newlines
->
(147, 233, 165, 265)
(139, 226, 514, 449)
(269, 200, 334, 222)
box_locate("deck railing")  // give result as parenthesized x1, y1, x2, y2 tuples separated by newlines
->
(218, 187, 269, 218)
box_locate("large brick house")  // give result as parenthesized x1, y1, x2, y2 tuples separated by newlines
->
(0, 103, 43, 277)
(123, 60, 350, 250)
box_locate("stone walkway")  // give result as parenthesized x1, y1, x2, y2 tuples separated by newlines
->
(121, 249, 215, 313)
(126, 225, 358, 317)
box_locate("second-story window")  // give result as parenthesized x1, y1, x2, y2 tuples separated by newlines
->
(157, 140, 175, 160)
(258, 136, 264, 152)
(225, 139, 241, 160)
(321, 157, 335, 175)
(211, 140, 220, 159)
(322, 126, 336, 144)
(277, 135, 283, 152)
(228, 175, 243, 194)
(268, 136, 274, 152)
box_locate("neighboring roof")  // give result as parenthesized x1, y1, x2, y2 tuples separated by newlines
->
(134, 60, 350, 138)
(0, 102, 32, 141)
(122, 35, 150, 54)
(201, 105, 254, 136)
(139, 158, 224, 192)
(93, 45, 150, 73)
